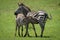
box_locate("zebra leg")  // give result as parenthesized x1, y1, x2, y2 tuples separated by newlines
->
(24, 24, 30, 37)
(40, 26, 44, 37)
(27, 24, 30, 37)
(21, 26, 23, 37)
(32, 23, 37, 37)
(18, 26, 20, 37)
(39, 22, 45, 37)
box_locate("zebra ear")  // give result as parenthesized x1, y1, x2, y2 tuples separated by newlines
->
(18, 3, 20, 6)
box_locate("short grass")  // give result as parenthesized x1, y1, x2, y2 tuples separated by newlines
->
(0, 0, 60, 40)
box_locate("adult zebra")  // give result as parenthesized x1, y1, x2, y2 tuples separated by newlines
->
(23, 10, 52, 37)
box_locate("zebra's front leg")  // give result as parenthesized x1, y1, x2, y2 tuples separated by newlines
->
(15, 22, 18, 37)
(21, 26, 23, 37)
(32, 23, 37, 37)
(18, 26, 20, 37)
(24, 24, 30, 37)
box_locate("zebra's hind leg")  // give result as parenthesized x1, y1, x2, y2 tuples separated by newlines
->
(39, 22, 45, 37)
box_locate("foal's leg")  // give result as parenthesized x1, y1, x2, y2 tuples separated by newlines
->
(18, 26, 20, 37)
(26, 24, 30, 37)
(24, 24, 30, 37)
(39, 22, 45, 37)
(21, 26, 23, 37)
(32, 23, 37, 37)
(24, 24, 28, 37)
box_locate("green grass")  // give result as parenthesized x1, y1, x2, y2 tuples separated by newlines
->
(0, 0, 60, 40)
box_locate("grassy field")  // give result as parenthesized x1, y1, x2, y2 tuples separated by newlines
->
(0, 0, 60, 40)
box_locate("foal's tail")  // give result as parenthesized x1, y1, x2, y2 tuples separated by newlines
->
(16, 17, 24, 26)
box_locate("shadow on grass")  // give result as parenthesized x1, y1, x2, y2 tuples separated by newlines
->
(15, 35, 51, 38)
(42, 36, 50, 38)
(16, 36, 50, 38)
(13, 36, 51, 40)
(28, 36, 50, 38)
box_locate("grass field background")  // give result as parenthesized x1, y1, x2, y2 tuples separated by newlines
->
(0, 0, 60, 40)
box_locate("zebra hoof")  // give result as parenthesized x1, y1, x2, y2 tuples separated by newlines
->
(24, 35, 26, 37)
(18, 34, 21, 37)
(40, 35, 43, 37)
(28, 34, 30, 37)
(36, 35, 37, 37)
